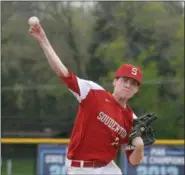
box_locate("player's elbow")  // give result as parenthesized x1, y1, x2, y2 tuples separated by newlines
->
(53, 65, 69, 77)
(129, 154, 143, 166)
(48, 58, 69, 77)
(56, 68, 69, 77)
(129, 156, 142, 166)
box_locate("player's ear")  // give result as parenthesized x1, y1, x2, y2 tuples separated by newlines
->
(113, 78, 117, 87)
(135, 87, 139, 94)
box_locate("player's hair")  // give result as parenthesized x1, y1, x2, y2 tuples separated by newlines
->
(115, 76, 140, 86)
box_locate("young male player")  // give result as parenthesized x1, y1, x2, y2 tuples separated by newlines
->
(29, 22, 146, 175)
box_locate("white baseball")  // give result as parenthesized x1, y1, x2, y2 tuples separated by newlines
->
(28, 16, 40, 26)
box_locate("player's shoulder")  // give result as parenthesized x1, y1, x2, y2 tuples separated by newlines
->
(130, 109, 138, 119)
(89, 86, 109, 97)
(85, 79, 105, 90)
(132, 112, 138, 119)
(79, 78, 108, 100)
(126, 104, 138, 119)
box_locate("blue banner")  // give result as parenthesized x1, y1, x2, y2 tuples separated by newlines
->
(120, 145, 184, 175)
(37, 144, 68, 175)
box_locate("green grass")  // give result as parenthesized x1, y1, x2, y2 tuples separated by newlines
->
(1, 159, 35, 175)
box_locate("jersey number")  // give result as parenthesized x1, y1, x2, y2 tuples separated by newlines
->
(111, 137, 120, 146)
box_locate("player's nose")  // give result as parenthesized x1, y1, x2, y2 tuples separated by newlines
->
(124, 81, 131, 88)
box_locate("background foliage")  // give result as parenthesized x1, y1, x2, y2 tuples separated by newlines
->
(2, 1, 184, 139)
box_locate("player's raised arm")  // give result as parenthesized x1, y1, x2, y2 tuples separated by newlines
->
(28, 16, 69, 77)
(28, 16, 104, 103)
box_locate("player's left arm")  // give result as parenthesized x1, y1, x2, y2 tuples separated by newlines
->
(128, 137, 144, 166)
(123, 112, 144, 166)
(125, 112, 157, 166)
(123, 137, 144, 166)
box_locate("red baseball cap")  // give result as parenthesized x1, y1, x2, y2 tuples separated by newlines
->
(115, 64, 142, 85)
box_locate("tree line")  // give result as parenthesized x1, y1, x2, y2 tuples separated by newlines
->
(2, 1, 184, 139)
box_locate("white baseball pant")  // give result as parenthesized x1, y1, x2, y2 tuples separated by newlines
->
(65, 158, 122, 175)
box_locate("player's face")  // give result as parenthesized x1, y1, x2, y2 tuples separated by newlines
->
(113, 77, 139, 100)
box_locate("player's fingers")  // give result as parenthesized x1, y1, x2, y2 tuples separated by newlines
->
(35, 23, 41, 28)
(29, 30, 38, 38)
(29, 26, 40, 34)
(29, 30, 36, 37)
(34, 27, 40, 33)
(29, 28, 34, 34)
(35, 24, 44, 32)
(29, 26, 35, 32)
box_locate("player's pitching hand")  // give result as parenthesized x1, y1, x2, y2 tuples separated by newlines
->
(29, 23, 46, 42)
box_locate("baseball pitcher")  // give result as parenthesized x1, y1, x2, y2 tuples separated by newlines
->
(29, 18, 157, 175)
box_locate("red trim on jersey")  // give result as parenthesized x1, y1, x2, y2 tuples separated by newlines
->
(125, 149, 134, 165)
(60, 71, 80, 96)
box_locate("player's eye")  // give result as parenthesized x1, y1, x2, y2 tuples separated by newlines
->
(122, 77, 129, 82)
(122, 77, 138, 86)
(131, 80, 139, 86)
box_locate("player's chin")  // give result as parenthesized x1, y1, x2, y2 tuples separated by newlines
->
(120, 95, 129, 100)
(120, 93, 133, 100)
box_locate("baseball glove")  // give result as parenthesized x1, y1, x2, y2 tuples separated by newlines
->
(128, 113, 157, 146)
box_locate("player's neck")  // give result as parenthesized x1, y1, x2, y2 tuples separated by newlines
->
(112, 93, 127, 108)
